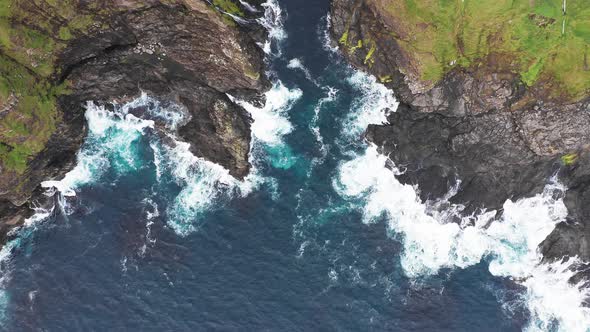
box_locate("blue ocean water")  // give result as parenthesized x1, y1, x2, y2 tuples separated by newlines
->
(1, 0, 588, 331)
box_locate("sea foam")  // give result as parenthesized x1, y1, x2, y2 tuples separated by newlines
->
(39, 94, 243, 235)
(335, 70, 590, 331)
(310, 86, 338, 166)
(233, 81, 302, 171)
(343, 71, 398, 141)
(258, 0, 286, 56)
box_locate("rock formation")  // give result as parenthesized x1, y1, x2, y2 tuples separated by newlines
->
(0, 0, 269, 243)
(330, 0, 590, 266)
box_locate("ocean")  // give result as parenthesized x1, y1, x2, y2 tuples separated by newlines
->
(0, 0, 588, 330)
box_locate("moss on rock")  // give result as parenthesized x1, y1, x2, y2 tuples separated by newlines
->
(371, 0, 590, 100)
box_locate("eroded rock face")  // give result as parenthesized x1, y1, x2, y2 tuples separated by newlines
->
(0, 0, 269, 242)
(330, 0, 590, 263)
(63, 3, 269, 178)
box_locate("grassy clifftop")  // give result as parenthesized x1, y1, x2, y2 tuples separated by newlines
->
(364, 0, 590, 101)
(0, 0, 98, 173)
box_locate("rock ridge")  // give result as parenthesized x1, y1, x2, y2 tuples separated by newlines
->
(0, 0, 270, 243)
(330, 0, 590, 266)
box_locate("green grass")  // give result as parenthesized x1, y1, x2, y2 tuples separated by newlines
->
(212, 0, 244, 16)
(0, 0, 101, 173)
(0, 52, 62, 173)
(59, 27, 73, 40)
(522, 57, 545, 86)
(0, 0, 242, 174)
(364, 41, 377, 66)
(375, 0, 590, 100)
(561, 153, 578, 165)
(339, 30, 349, 46)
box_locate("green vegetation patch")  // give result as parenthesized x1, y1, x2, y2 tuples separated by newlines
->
(0, 0, 99, 173)
(0, 54, 70, 174)
(561, 153, 578, 165)
(379, 75, 393, 83)
(378, 0, 590, 100)
(339, 30, 350, 46)
(212, 0, 244, 17)
(364, 41, 377, 66)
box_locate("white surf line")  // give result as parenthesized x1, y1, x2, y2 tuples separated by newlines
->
(334, 69, 590, 331)
(239, 0, 259, 13)
(203, 0, 254, 25)
(0, 203, 54, 325)
(35, 94, 257, 237)
(310, 86, 338, 164)
(320, 14, 339, 53)
(257, 0, 287, 56)
(343, 71, 397, 141)
(230, 81, 301, 148)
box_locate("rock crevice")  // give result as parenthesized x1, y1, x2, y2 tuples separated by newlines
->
(0, 0, 270, 243)
(330, 0, 590, 265)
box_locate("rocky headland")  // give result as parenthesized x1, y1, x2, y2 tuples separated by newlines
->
(0, 0, 270, 244)
(330, 0, 590, 270)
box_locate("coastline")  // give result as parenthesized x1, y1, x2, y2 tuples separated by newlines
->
(0, 0, 271, 248)
(329, 0, 590, 272)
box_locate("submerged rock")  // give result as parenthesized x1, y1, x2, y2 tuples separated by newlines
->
(330, 0, 590, 265)
(0, 0, 269, 242)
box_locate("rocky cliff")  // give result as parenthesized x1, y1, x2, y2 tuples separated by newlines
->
(330, 0, 590, 267)
(0, 0, 269, 243)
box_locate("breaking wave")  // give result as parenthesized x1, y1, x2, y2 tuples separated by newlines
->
(320, 14, 339, 54)
(342, 71, 397, 141)
(42, 95, 161, 196)
(310, 86, 338, 164)
(38, 0, 299, 236)
(233, 81, 302, 170)
(287, 58, 319, 86)
(39, 94, 243, 236)
(238, 0, 259, 13)
(258, 0, 286, 56)
(0, 204, 54, 325)
(334, 71, 590, 331)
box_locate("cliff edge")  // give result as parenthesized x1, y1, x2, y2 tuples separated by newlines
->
(330, 0, 590, 266)
(0, 0, 269, 243)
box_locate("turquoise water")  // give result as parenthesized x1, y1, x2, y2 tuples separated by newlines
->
(0, 0, 588, 331)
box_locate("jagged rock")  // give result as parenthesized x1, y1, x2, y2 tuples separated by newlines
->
(0, 0, 269, 243)
(330, 0, 590, 263)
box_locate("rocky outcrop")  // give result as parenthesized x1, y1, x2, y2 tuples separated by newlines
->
(0, 0, 269, 243)
(330, 0, 590, 264)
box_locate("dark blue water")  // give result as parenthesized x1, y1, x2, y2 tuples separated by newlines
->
(0, 0, 533, 330)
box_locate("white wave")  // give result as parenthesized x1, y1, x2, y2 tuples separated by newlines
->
(141, 197, 159, 254)
(161, 136, 241, 236)
(39, 95, 259, 236)
(239, 0, 259, 13)
(0, 205, 54, 325)
(151, 141, 164, 181)
(226, 12, 252, 25)
(42, 97, 157, 196)
(258, 0, 286, 56)
(311, 86, 338, 162)
(320, 14, 339, 53)
(522, 260, 590, 332)
(335, 66, 590, 330)
(344, 71, 398, 140)
(334, 145, 590, 330)
(287, 58, 319, 85)
(38, 81, 301, 236)
(233, 81, 302, 146)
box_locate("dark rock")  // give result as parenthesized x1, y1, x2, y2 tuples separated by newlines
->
(0, 0, 269, 245)
(366, 103, 559, 214)
(331, 0, 590, 264)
